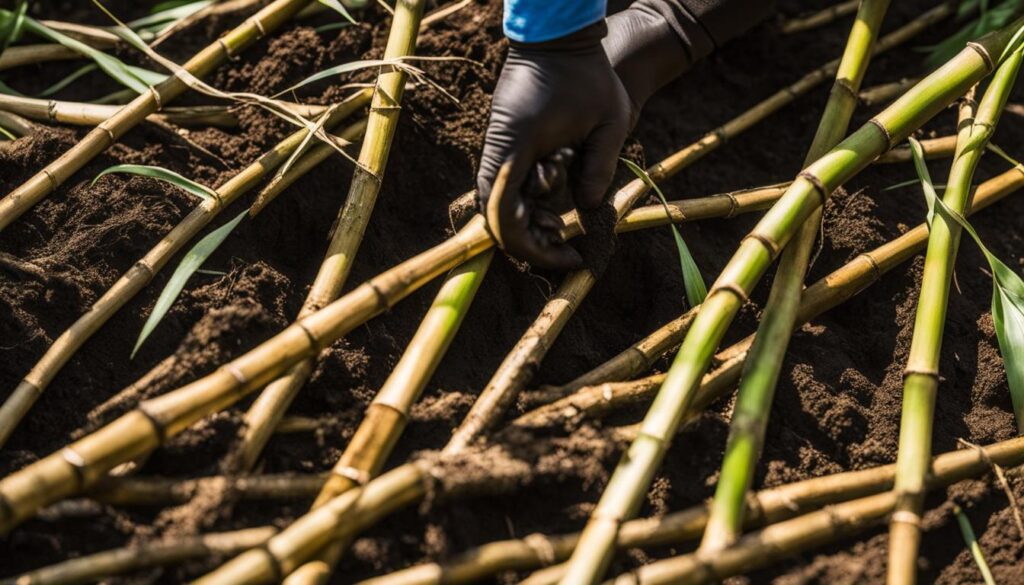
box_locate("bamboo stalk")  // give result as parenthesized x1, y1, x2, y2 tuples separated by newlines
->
(0, 44, 80, 71)
(0, 4, 952, 533)
(0, 527, 278, 585)
(888, 47, 1022, 585)
(559, 18, 1022, 581)
(860, 76, 923, 107)
(0, 0, 315, 231)
(90, 473, 327, 506)
(228, 0, 426, 479)
(514, 166, 1024, 435)
(0, 110, 36, 137)
(875, 134, 957, 163)
(701, 0, 890, 553)
(0, 93, 331, 127)
(0, 93, 370, 450)
(363, 435, 1024, 585)
(780, 0, 860, 34)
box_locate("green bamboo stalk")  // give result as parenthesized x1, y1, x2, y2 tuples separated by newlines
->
(953, 504, 998, 585)
(888, 45, 1023, 585)
(0, 95, 369, 450)
(228, 0, 426, 478)
(559, 18, 1024, 583)
(0, 0, 314, 231)
(0, 4, 952, 533)
(700, 0, 891, 553)
(0, 109, 35, 137)
(364, 435, 1024, 585)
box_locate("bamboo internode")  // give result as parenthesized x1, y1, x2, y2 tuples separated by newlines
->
(0, 0, 315, 231)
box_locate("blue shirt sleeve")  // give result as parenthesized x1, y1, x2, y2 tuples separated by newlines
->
(504, 0, 607, 43)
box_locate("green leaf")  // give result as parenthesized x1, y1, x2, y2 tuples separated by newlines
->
(317, 0, 358, 25)
(315, 22, 353, 33)
(923, 0, 1024, 68)
(954, 505, 997, 585)
(621, 157, 707, 306)
(129, 0, 214, 30)
(0, 124, 16, 140)
(92, 164, 219, 203)
(908, 137, 1024, 431)
(11, 12, 166, 95)
(39, 63, 98, 97)
(0, 1, 29, 56)
(132, 210, 246, 357)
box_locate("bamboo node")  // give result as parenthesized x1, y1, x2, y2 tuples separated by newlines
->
(334, 465, 372, 486)
(966, 41, 995, 72)
(249, 16, 267, 38)
(858, 252, 882, 281)
(709, 282, 750, 304)
(890, 509, 921, 527)
(367, 399, 409, 420)
(866, 117, 893, 150)
(42, 167, 59, 190)
(368, 279, 393, 310)
(97, 124, 117, 147)
(136, 403, 169, 443)
(831, 77, 858, 100)
(722, 192, 740, 218)
(294, 321, 322, 357)
(60, 447, 87, 486)
(255, 543, 286, 582)
(217, 37, 235, 60)
(743, 232, 781, 261)
(46, 100, 57, 122)
(711, 127, 729, 144)
(148, 87, 163, 110)
(523, 533, 558, 566)
(797, 171, 829, 208)
(224, 362, 249, 385)
(902, 367, 939, 380)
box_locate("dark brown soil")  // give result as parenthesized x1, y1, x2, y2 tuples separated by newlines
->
(2, 0, 1024, 583)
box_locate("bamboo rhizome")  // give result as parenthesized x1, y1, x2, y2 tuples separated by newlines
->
(0, 2, 955, 535)
(513, 165, 1024, 436)
(228, 0, 426, 479)
(363, 435, 1024, 585)
(888, 45, 1023, 585)
(700, 0, 891, 553)
(0, 0, 315, 231)
(557, 18, 1024, 584)
(0, 91, 370, 449)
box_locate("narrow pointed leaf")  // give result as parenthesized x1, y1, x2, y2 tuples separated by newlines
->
(39, 63, 98, 97)
(132, 210, 247, 357)
(92, 164, 219, 203)
(317, 0, 358, 24)
(621, 157, 707, 306)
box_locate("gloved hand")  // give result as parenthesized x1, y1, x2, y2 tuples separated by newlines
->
(477, 10, 693, 270)
(476, 22, 631, 270)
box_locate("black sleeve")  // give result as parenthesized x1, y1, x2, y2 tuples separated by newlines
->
(632, 0, 775, 62)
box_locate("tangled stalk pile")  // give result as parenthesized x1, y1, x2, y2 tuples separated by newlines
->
(1, 1, 1024, 584)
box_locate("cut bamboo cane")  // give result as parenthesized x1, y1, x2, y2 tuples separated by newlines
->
(514, 166, 1024, 435)
(701, 0, 890, 552)
(0, 3, 953, 533)
(780, 0, 860, 35)
(229, 0, 426, 478)
(0, 110, 36, 137)
(559, 18, 1023, 581)
(0, 526, 278, 585)
(0, 93, 331, 127)
(0, 93, 370, 450)
(860, 76, 923, 107)
(363, 435, 1024, 585)
(888, 48, 1022, 585)
(0, 0, 315, 231)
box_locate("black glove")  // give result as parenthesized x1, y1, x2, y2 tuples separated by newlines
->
(477, 22, 632, 270)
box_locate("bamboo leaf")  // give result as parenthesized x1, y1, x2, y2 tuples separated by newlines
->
(317, 0, 358, 25)
(954, 505, 997, 585)
(132, 210, 246, 357)
(621, 157, 707, 306)
(0, 124, 16, 140)
(923, 0, 1024, 68)
(39, 63, 98, 97)
(908, 137, 1024, 429)
(92, 164, 219, 203)
(0, 0, 28, 56)
(128, 0, 215, 31)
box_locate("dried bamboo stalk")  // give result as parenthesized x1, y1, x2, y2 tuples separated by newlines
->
(0, 0, 315, 231)
(513, 167, 1024, 433)
(0, 527, 278, 585)
(875, 134, 957, 163)
(0, 3, 951, 533)
(366, 435, 1024, 585)
(0, 93, 331, 127)
(860, 76, 923, 106)
(91, 473, 327, 506)
(0, 94, 370, 449)
(229, 0, 426, 477)
(0, 110, 36, 137)
(780, 0, 860, 34)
